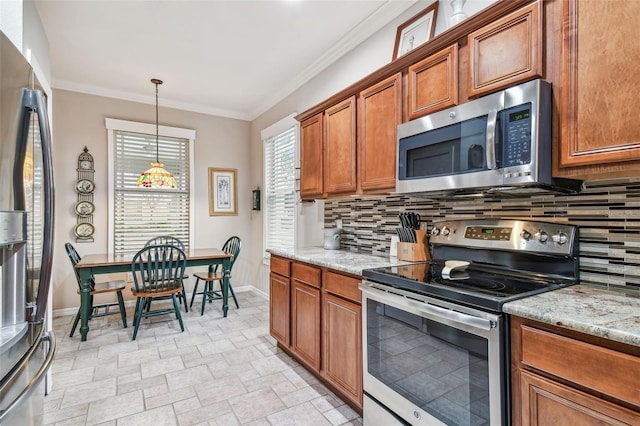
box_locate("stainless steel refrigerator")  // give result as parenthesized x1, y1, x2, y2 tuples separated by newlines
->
(0, 30, 56, 425)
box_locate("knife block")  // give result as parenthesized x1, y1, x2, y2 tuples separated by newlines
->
(397, 230, 430, 262)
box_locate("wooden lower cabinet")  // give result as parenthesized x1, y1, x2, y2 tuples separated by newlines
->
(323, 292, 362, 407)
(291, 281, 321, 371)
(269, 271, 290, 346)
(511, 316, 640, 425)
(268, 256, 363, 413)
(520, 370, 639, 425)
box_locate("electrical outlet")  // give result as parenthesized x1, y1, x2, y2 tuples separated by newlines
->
(336, 219, 343, 229)
(126, 273, 133, 283)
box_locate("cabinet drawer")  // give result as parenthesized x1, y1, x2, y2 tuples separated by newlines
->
(521, 325, 640, 407)
(270, 256, 290, 277)
(292, 262, 321, 288)
(324, 271, 361, 304)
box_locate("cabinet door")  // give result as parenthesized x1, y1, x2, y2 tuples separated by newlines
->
(269, 272, 290, 346)
(300, 113, 324, 199)
(291, 280, 321, 371)
(408, 44, 458, 120)
(324, 96, 357, 195)
(520, 371, 640, 425)
(323, 293, 362, 407)
(557, 0, 640, 173)
(467, 1, 542, 97)
(358, 74, 401, 193)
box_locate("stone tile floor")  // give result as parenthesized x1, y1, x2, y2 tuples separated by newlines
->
(45, 291, 363, 426)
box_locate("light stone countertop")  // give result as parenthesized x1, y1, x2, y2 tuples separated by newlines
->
(503, 284, 640, 348)
(268, 248, 640, 348)
(267, 247, 410, 276)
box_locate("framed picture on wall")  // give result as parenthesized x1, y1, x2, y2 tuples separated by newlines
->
(209, 167, 238, 216)
(392, 1, 439, 60)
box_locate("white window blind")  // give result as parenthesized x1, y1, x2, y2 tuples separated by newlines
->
(112, 130, 190, 254)
(264, 123, 296, 253)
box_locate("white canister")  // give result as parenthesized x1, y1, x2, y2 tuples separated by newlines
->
(323, 227, 341, 250)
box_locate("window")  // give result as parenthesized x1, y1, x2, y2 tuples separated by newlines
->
(106, 118, 195, 254)
(262, 114, 297, 257)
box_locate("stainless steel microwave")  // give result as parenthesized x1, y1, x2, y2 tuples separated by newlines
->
(396, 79, 582, 197)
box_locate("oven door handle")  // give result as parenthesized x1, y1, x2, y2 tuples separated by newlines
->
(363, 282, 497, 331)
(413, 300, 496, 331)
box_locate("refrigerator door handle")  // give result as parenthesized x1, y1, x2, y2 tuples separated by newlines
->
(0, 331, 56, 422)
(18, 88, 55, 324)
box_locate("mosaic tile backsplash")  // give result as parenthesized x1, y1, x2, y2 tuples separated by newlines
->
(324, 177, 640, 291)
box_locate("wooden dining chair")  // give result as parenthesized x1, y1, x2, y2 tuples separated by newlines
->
(130, 244, 187, 340)
(144, 235, 189, 312)
(65, 242, 127, 337)
(189, 236, 241, 315)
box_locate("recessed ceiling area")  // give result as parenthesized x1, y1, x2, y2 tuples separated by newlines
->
(34, 0, 418, 121)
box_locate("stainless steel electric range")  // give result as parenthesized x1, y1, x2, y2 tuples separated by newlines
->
(360, 219, 579, 426)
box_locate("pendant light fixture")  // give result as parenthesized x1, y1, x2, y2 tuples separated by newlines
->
(136, 78, 177, 188)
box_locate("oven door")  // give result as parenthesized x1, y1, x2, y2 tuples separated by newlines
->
(360, 281, 506, 426)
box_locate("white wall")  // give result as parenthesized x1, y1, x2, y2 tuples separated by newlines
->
(51, 90, 252, 312)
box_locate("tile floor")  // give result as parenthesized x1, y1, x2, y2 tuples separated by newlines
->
(45, 291, 363, 426)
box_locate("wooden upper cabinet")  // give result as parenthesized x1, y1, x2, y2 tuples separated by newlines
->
(467, 1, 542, 98)
(300, 113, 324, 200)
(557, 0, 640, 175)
(358, 73, 402, 193)
(324, 96, 357, 195)
(408, 44, 458, 120)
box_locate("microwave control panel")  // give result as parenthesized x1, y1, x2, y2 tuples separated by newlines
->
(503, 103, 532, 167)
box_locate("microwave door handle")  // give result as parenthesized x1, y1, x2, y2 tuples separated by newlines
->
(485, 109, 498, 169)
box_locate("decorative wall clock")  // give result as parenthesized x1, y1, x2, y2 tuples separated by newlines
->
(75, 147, 95, 242)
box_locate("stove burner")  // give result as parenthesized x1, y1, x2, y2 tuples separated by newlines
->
(435, 275, 507, 292)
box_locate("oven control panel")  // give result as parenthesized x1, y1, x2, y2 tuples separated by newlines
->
(464, 226, 512, 241)
(431, 219, 578, 256)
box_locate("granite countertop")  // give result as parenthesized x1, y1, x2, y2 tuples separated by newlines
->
(503, 284, 640, 348)
(269, 248, 640, 348)
(268, 247, 409, 276)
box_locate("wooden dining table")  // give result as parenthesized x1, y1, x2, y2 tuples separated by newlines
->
(74, 248, 232, 341)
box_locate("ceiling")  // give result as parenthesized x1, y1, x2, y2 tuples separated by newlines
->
(34, 0, 418, 121)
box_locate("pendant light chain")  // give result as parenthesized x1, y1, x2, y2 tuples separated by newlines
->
(152, 78, 162, 164)
(136, 78, 177, 188)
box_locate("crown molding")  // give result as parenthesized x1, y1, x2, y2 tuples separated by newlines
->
(53, 0, 418, 122)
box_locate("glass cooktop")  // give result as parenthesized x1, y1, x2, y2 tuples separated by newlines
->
(362, 262, 576, 312)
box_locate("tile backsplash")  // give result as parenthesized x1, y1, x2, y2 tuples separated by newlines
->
(324, 177, 640, 291)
